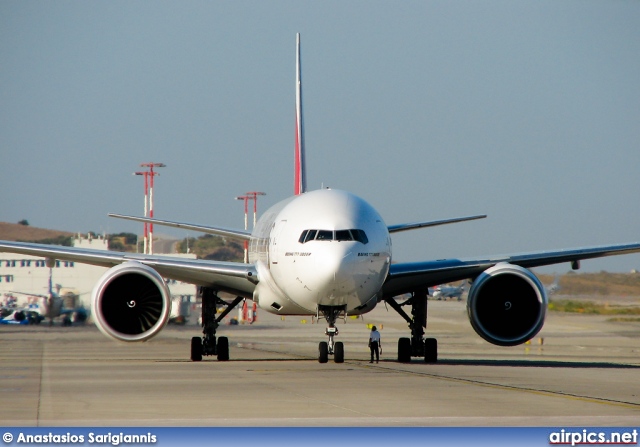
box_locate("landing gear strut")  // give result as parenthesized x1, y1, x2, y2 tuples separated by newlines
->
(190, 287, 244, 362)
(317, 305, 345, 364)
(385, 289, 438, 363)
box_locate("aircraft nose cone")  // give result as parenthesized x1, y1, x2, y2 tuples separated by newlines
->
(312, 245, 356, 298)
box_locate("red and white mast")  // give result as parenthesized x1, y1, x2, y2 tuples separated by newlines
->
(294, 33, 307, 196)
(235, 195, 250, 263)
(245, 191, 266, 228)
(139, 162, 166, 254)
(134, 171, 149, 254)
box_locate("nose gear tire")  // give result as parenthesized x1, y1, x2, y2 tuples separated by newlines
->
(318, 341, 329, 363)
(334, 341, 344, 363)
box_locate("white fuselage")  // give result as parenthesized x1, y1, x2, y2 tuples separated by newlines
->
(249, 189, 391, 316)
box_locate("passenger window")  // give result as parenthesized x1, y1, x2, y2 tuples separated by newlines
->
(316, 230, 333, 241)
(335, 230, 353, 241)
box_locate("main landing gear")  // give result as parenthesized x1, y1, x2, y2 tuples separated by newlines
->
(190, 287, 244, 362)
(385, 289, 438, 363)
(317, 305, 345, 364)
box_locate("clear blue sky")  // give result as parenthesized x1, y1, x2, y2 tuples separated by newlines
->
(2, 1, 639, 273)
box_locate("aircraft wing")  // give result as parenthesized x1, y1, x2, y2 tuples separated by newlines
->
(388, 214, 486, 233)
(383, 242, 640, 297)
(0, 241, 257, 297)
(108, 214, 252, 240)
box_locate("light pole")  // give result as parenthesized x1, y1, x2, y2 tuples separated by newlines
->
(137, 162, 166, 254)
(134, 171, 149, 254)
(235, 195, 251, 263)
(245, 191, 266, 229)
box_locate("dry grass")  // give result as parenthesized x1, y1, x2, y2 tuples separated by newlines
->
(0, 221, 74, 242)
(538, 272, 640, 297)
(548, 299, 640, 315)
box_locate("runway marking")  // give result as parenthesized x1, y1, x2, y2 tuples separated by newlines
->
(228, 344, 375, 417)
(249, 375, 375, 418)
(36, 343, 44, 426)
(236, 343, 640, 411)
(359, 362, 640, 411)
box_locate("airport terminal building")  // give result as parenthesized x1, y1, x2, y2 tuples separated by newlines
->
(0, 234, 196, 323)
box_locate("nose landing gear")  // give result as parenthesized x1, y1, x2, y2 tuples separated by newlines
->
(318, 305, 346, 363)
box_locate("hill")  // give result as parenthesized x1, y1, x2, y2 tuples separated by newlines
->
(177, 235, 244, 262)
(0, 221, 74, 243)
(0, 221, 243, 261)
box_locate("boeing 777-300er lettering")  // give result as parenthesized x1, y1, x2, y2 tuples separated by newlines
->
(2, 34, 640, 363)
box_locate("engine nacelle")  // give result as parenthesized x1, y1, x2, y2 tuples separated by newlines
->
(91, 262, 171, 342)
(467, 262, 547, 346)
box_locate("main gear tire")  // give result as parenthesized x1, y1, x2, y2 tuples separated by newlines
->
(398, 337, 411, 363)
(190, 337, 203, 362)
(217, 336, 229, 361)
(424, 337, 438, 363)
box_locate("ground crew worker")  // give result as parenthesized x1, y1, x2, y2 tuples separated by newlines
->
(369, 326, 381, 363)
(251, 300, 257, 324)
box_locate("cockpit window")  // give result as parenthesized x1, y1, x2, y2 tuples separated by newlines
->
(298, 229, 368, 244)
(350, 229, 369, 244)
(335, 230, 352, 241)
(316, 230, 333, 241)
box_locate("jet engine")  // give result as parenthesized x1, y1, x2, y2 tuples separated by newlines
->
(467, 263, 547, 346)
(91, 262, 171, 342)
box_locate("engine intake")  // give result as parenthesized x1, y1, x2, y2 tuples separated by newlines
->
(467, 263, 547, 346)
(91, 262, 171, 342)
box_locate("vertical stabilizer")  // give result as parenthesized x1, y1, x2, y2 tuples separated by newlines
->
(294, 33, 307, 195)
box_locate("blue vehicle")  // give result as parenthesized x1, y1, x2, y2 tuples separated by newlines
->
(0, 307, 44, 325)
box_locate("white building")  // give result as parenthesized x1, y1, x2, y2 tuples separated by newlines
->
(0, 234, 196, 322)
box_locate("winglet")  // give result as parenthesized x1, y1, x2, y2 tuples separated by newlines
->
(294, 33, 307, 195)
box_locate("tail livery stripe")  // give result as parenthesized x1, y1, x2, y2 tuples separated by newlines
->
(294, 33, 307, 195)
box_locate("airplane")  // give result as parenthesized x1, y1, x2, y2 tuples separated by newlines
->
(10, 290, 88, 326)
(168, 295, 191, 325)
(2, 33, 640, 363)
(431, 281, 467, 301)
(8, 268, 89, 326)
(545, 275, 561, 295)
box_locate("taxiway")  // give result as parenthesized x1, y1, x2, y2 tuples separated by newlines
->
(1, 300, 639, 426)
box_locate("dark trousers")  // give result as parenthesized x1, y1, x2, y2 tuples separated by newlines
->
(370, 341, 379, 362)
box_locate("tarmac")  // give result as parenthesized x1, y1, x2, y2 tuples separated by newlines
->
(1, 299, 640, 427)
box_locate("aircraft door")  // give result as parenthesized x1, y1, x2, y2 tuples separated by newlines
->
(269, 219, 288, 267)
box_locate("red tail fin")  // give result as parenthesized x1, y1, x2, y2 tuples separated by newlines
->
(294, 33, 306, 195)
